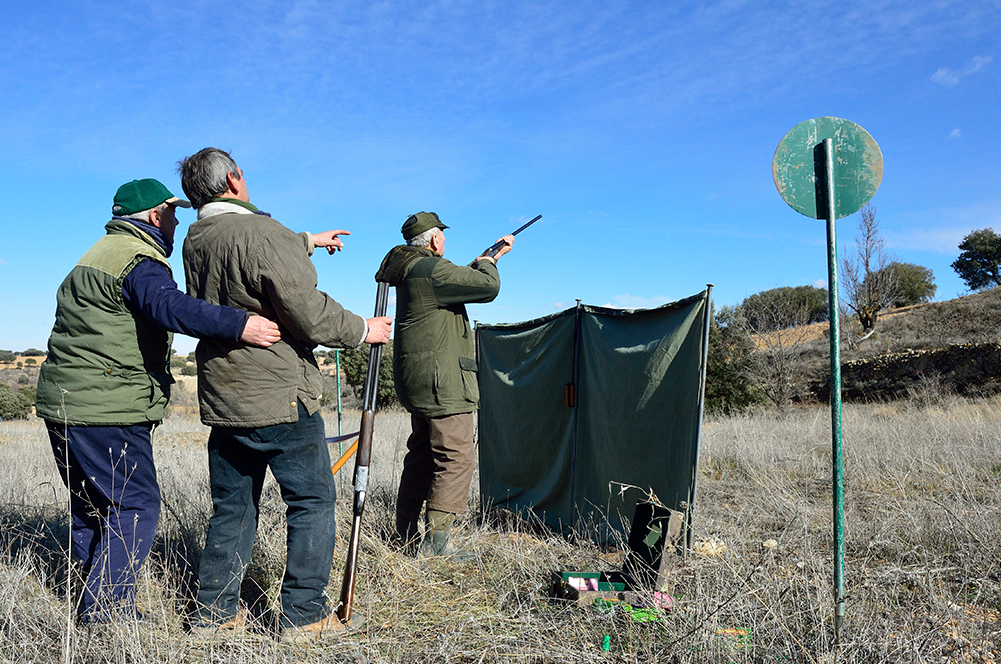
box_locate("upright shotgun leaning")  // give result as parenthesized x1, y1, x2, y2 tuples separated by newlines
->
(336, 280, 390, 624)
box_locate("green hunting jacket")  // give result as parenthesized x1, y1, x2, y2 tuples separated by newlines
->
(183, 201, 367, 427)
(36, 219, 174, 425)
(375, 245, 501, 418)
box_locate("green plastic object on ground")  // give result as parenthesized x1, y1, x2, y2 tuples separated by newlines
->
(592, 598, 664, 623)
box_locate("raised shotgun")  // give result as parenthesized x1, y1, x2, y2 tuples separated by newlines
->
(336, 280, 390, 624)
(467, 214, 541, 266)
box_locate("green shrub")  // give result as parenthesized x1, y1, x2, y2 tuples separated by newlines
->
(705, 305, 762, 415)
(18, 386, 36, 406)
(340, 344, 397, 408)
(0, 383, 31, 420)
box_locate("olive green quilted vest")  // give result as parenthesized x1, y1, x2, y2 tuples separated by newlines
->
(36, 220, 174, 425)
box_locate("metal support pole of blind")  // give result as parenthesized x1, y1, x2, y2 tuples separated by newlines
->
(568, 299, 582, 534)
(687, 285, 714, 554)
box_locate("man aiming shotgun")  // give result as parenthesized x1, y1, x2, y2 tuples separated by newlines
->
(329, 215, 540, 476)
(376, 211, 523, 560)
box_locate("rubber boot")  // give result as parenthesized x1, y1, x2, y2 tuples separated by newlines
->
(394, 497, 424, 555)
(419, 510, 475, 562)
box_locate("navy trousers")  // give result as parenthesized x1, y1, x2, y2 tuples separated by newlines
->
(193, 401, 337, 629)
(46, 420, 160, 623)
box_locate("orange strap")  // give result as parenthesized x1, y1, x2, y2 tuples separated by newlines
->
(330, 439, 359, 475)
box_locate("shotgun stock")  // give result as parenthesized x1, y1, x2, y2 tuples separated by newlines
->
(336, 280, 390, 624)
(468, 214, 541, 267)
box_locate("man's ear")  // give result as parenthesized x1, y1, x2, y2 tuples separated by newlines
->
(147, 206, 163, 229)
(225, 170, 241, 196)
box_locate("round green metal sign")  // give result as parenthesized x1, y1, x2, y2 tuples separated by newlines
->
(773, 117, 883, 219)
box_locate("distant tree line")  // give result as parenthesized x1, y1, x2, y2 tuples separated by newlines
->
(704, 206, 1001, 413)
(0, 349, 47, 364)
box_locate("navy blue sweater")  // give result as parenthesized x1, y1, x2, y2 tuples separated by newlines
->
(117, 218, 248, 342)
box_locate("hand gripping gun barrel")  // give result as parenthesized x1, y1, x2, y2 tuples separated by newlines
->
(467, 215, 541, 267)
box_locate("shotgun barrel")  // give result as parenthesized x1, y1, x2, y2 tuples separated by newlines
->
(468, 214, 541, 266)
(336, 280, 390, 624)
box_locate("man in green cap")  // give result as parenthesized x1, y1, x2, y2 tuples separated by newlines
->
(376, 212, 514, 561)
(36, 178, 281, 624)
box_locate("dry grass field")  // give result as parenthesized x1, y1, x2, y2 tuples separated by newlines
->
(0, 391, 999, 663)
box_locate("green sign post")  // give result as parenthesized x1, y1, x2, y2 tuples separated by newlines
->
(772, 117, 883, 645)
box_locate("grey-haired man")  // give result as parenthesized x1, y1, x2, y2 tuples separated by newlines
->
(178, 147, 391, 641)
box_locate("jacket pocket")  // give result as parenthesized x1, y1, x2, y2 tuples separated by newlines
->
(458, 356, 478, 404)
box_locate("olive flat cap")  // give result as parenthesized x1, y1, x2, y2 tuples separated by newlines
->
(402, 211, 449, 240)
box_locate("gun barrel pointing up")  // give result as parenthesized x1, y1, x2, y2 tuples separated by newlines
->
(473, 214, 541, 265)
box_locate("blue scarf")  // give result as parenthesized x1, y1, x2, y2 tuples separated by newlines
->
(114, 216, 173, 257)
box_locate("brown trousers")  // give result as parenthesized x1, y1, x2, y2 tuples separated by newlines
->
(397, 412, 476, 515)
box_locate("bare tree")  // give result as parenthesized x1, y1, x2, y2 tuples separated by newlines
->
(840, 204, 898, 343)
(739, 291, 818, 410)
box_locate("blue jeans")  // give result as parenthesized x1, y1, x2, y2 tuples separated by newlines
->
(194, 401, 337, 628)
(46, 421, 160, 623)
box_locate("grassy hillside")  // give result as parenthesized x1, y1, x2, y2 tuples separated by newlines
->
(750, 288, 1001, 405)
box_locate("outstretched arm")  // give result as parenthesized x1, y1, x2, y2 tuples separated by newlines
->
(312, 230, 351, 255)
(123, 259, 281, 347)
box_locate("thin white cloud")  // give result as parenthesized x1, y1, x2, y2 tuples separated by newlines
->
(950, 128, 963, 138)
(932, 68, 960, 86)
(889, 201, 1001, 253)
(0, 258, 6, 265)
(603, 294, 672, 310)
(931, 55, 992, 87)
(893, 227, 970, 253)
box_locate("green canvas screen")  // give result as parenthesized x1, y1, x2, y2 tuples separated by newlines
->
(477, 290, 710, 542)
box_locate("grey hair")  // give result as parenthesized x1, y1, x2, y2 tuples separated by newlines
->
(121, 202, 168, 224)
(177, 147, 241, 209)
(408, 227, 438, 247)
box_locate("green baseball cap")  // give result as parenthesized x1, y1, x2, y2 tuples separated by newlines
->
(112, 178, 191, 216)
(401, 211, 448, 240)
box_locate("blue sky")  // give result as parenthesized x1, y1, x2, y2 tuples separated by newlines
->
(1, 0, 998, 354)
